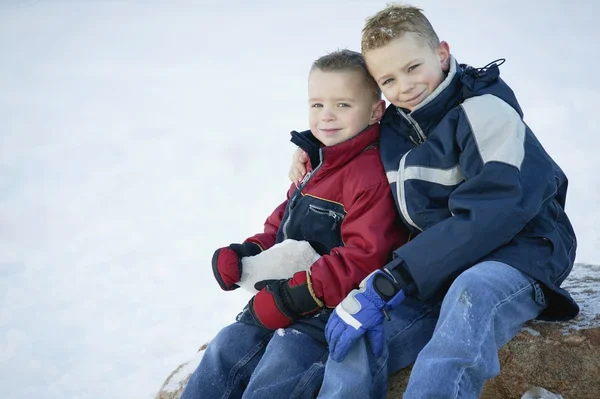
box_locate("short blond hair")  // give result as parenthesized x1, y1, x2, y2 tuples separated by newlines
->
(311, 49, 382, 102)
(361, 3, 440, 53)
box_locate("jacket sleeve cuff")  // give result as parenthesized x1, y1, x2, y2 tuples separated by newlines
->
(305, 271, 325, 308)
(385, 256, 416, 295)
(242, 240, 264, 255)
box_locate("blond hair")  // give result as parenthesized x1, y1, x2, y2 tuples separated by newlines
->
(361, 3, 440, 53)
(311, 49, 382, 102)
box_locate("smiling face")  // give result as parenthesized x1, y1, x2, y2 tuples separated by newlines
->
(365, 32, 450, 111)
(308, 69, 383, 146)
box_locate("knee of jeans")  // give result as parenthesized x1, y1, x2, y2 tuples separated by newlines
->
(447, 269, 484, 297)
(444, 268, 503, 313)
(445, 262, 536, 311)
(203, 328, 231, 355)
(209, 323, 251, 350)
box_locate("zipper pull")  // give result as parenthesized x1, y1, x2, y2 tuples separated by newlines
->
(300, 171, 312, 186)
(329, 211, 340, 230)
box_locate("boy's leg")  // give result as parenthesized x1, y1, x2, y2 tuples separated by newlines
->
(404, 260, 547, 399)
(242, 328, 329, 399)
(181, 321, 272, 399)
(318, 296, 442, 399)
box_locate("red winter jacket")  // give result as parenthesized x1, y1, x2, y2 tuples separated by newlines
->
(245, 124, 409, 309)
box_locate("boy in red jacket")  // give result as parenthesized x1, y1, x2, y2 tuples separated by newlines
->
(181, 49, 409, 399)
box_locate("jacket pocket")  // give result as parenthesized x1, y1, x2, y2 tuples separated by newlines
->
(301, 203, 346, 253)
(308, 204, 345, 230)
(518, 233, 554, 268)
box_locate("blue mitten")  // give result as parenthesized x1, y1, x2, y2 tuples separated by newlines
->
(326, 269, 407, 362)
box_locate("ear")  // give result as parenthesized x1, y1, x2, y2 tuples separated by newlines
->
(369, 100, 386, 124)
(437, 41, 451, 72)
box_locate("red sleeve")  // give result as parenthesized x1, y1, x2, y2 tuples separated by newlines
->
(309, 181, 409, 308)
(245, 184, 295, 251)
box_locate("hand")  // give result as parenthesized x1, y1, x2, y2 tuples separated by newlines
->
(248, 271, 324, 330)
(288, 148, 309, 184)
(326, 269, 407, 362)
(211, 242, 262, 291)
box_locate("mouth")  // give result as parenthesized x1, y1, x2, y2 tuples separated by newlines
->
(320, 128, 341, 135)
(404, 90, 426, 105)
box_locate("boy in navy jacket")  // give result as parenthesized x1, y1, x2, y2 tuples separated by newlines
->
(291, 4, 577, 398)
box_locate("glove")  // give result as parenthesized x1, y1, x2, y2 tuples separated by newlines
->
(326, 268, 407, 362)
(212, 242, 262, 291)
(248, 271, 324, 330)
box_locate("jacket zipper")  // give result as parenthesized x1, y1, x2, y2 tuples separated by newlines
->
(397, 109, 426, 144)
(282, 149, 324, 240)
(395, 108, 424, 230)
(308, 204, 346, 230)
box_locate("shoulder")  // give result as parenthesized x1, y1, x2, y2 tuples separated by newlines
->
(460, 94, 523, 127)
(458, 94, 527, 168)
(342, 147, 390, 193)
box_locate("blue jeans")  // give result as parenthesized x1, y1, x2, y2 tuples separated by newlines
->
(318, 261, 547, 399)
(181, 320, 328, 399)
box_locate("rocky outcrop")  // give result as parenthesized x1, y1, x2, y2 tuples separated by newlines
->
(156, 263, 600, 398)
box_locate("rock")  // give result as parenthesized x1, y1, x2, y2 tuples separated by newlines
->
(156, 263, 600, 399)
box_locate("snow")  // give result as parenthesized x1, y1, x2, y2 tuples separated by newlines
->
(0, 1, 599, 399)
(522, 327, 541, 337)
(557, 263, 600, 331)
(239, 240, 320, 294)
(521, 387, 564, 399)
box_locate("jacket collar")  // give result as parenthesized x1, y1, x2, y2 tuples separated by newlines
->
(290, 124, 380, 172)
(395, 56, 463, 138)
(382, 56, 520, 140)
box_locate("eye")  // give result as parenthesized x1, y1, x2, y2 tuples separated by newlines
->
(381, 78, 394, 86)
(311, 103, 323, 108)
(337, 103, 350, 108)
(407, 63, 421, 73)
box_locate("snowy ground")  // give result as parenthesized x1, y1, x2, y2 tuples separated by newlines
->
(1, 1, 599, 398)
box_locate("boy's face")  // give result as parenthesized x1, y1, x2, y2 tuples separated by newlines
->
(308, 69, 383, 147)
(365, 32, 450, 111)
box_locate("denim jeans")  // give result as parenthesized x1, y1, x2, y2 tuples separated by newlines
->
(318, 261, 547, 399)
(181, 320, 328, 399)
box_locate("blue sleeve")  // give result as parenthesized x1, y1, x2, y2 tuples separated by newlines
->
(390, 94, 557, 300)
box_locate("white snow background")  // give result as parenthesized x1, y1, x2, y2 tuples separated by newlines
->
(1, 1, 598, 398)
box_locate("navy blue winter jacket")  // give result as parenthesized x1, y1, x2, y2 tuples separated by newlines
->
(380, 57, 578, 321)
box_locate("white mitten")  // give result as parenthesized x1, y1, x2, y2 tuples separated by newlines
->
(238, 240, 321, 294)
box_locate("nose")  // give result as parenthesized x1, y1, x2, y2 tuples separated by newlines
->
(321, 107, 335, 121)
(399, 78, 415, 95)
